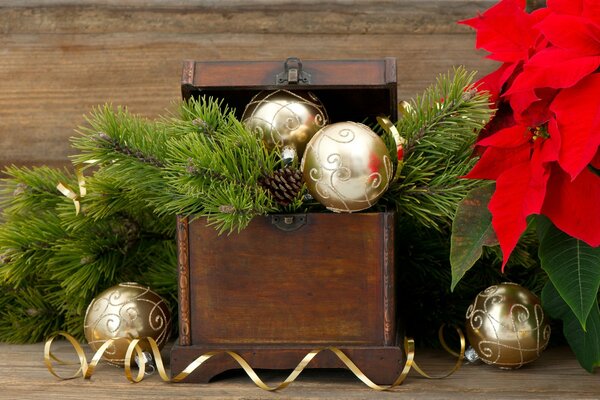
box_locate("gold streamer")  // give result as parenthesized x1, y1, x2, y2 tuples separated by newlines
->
(56, 167, 86, 215)
(377, 116, 406, 183)
(411, 325, 465, 379)
(398, 100, 414, 117)
(44, 327, 465, 391)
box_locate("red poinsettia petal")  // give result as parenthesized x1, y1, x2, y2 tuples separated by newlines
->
(506, 88, 540, 123)
(465, 144, 530, 181)
(489, 160, 549, 270)
(522, 131, 560, 216)
(522, 142, 549, 215)
(476, 101, 517, 144)
(459, 0, 536, 62)
(477, 125, 531, 148)
(514, 88, 558, 128)
(544, 118, 562, 163)
(583, 2, 600, 26)
(489, 166, 530, 269)
(475, 62, 520, 102)
(542, 165, 600, 247)
(481, 134, 557, 269)
(536, 14, 600, 55)
(592, 148, 600, 169)
(506, 48, 600, 93)
(504, 48, 600, 115)
(551, 74, 600, 179)
(547, 0, 600, 25)
(546, 0, 583, 15)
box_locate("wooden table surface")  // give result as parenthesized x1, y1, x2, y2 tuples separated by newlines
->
(1, 341, 598, 399)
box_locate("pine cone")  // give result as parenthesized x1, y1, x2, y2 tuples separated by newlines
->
(259, 167, 303, 207)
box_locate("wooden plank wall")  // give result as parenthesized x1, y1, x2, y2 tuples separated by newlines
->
(0, 0, 497, 169)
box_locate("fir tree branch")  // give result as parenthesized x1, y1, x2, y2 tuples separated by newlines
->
(382, 67, 493, 229)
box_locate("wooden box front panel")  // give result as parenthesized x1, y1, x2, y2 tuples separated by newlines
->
(183, 212, 395, 346)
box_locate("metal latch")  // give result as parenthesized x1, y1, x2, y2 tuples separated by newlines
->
(276, 57, 311, 85)
(270, 214, 307, 232)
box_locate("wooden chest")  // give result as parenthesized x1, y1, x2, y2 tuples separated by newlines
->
(171, 58, 403, 384)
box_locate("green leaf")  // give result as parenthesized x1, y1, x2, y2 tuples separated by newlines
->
(450, 184, 497, 290)
(538, 217, 600, 329)
(542, 280, 600, 372)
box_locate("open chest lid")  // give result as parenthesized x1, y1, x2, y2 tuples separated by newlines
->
(181, 57, 398, 123)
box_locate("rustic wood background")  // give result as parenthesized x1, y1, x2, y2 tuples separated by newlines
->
(0, 0, 497, 170)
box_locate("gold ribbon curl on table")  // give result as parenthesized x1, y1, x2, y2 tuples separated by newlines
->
(376, 116, 406, 184)
(44, 326, 465, 391)
(56, 167, 87, 215)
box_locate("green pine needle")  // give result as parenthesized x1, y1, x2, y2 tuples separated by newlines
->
(382, 67, 493, 230)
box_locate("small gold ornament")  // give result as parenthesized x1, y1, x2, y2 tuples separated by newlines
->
(242, 89, 328, 159)
(301, 121, 393, 213)
(465, 283, 550, 369)
(83, 282, 171, 366)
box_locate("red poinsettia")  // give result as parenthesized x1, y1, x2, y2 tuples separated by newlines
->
(461, 0, 600, 268)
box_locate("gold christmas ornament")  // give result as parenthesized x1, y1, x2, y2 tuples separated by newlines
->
(301, 121, 393, 213)
(242, 89, 328, 159)
(465, 283, 550, 369)
(84, 282, 171, 366)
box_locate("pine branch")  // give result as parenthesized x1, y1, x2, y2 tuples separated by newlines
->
(0, 165, 176, 342)
(382, 67, 494, 229)
(0, 284, 64, 343)
(0, 166, 74, 217)
(157, 99, 281, 232)
(71, 105, 173, 167)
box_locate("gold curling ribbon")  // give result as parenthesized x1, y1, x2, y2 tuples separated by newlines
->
(56, 167, 86, 215)
(44, 326, 465, 391)
(411, 325, 465, 379)
(398, 100, 414, 117)
(377, 116, 406, 184)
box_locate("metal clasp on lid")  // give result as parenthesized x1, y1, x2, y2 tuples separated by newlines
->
(270, 214, 307, 231)
(276, 57, 311, 85)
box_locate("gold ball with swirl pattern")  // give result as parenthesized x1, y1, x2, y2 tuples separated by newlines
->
(84, 282, 171, 366)
(465, 282, 550, 369)
(301, 121, 393, 213)
(242, 89, 328, 160)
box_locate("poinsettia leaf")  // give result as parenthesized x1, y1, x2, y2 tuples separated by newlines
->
(542, 280, 600, 372)
(538, 217, 600, 329)
(450, 185, 497, 290)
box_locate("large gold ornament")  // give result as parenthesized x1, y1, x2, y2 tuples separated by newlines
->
(242, 89, 328, 159)
(465, 283, 550, 369)
(301, 121, 393, 213)
(83, 282, 171, 366)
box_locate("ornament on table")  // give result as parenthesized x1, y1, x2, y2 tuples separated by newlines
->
(465, 282, 550, 369)
(242, 89, 328, 162)
(84, 282, 171, 366)
(301, 121, 393, 213)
